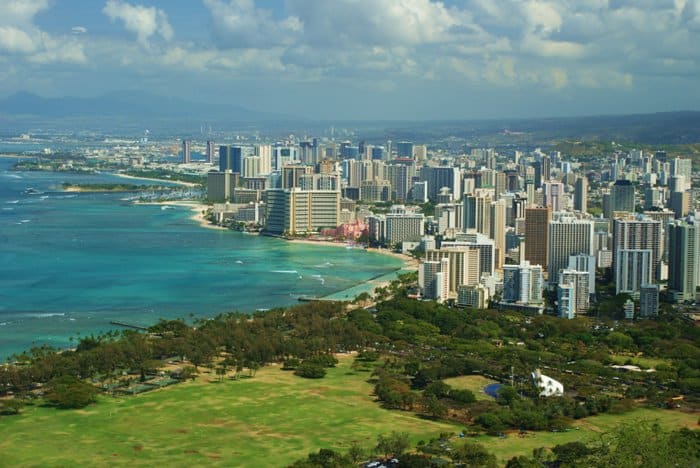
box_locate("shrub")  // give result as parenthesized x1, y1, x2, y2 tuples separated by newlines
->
(294, 362, 326, 379)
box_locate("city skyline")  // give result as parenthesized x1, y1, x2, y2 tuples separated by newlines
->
(1, 0, 700, 120)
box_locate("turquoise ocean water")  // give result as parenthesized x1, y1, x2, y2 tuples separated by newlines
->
(0, 156, 402, 359)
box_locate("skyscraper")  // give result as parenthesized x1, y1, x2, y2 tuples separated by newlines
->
(396, 141, 414, 159)
(219, 145, 243, 173)
(613, 217, 662, 281)
(668, 218, 699, 302)
(611, 179, 635, 213)
(182, 140, 191, 164)
(548, 216, 594, 282)
(574, 176, 588, 213)
(502, 261, 544, 304)
(205, 140, 215, 164)
(615, 249, 653, 295)
(524, 206, 552, 270)
(464, 190, 492, 236)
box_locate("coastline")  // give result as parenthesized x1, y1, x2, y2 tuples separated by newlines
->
(286, 238, 417, 302)
(138, 200, 227, 231)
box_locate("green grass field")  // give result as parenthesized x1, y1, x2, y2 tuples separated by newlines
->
(473, 407, 698, 463)
(443, 375, 499, 401)
(0, 357, 696, 466)
(0, 357, 460, 467)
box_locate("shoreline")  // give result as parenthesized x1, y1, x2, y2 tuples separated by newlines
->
(137, 200, 227, 231)
(286, 238, 419, 271)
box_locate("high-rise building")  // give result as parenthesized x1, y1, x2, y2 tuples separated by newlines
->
(574, 176, 588, 213)
(421, 166, 461, 202)
(385, 208, 425, 245)
(670, 158, 692, 190)
(490, 199, 507, 269)
(669, 191, 690, 219)
(639, 284, 660, 317)
(386, 163, 415, 201)
(611, 179, 635, 213)
(457, 284, 489, 309)
(182, 140, 191, 164)
(255, 144, 272, 175)
(542, 181, 565, 212)
(425, 247, 480, 294)
(205, 140, 215, 164)
(207, 171, 237, 203)
(560, 269, 590, 314)
(548, 216, 594, 282)
(502, 261, 544, 305)
(396, 141, 414, 158)
(613, 217, 662, 281)
(668, 218, 699, 302)
(464, 190, 492, 236)
(558, 282, 576, 319)
(524, 206, 552, 270)
(264, 188, 340, 235)
(219, 145, 243, 173)
(615, 249, 653, 295)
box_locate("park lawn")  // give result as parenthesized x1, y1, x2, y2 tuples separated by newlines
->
(443, 375, 499, 401)
(0, 356, 460, 467)
(472, 407, 699, 463)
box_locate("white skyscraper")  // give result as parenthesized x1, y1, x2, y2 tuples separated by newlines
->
(548, 217, 594, 283)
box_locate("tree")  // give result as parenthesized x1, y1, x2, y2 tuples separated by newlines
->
(45, 375, 98, 409)
(497, 385, 519, 406)
(552, 441, 592, 465)
(451, 441, 497, 467)
(375, 431, 410, 458)
(0, 399, 25, 415)
(422, 393, 448, 419)
(294, 362, 326, 379)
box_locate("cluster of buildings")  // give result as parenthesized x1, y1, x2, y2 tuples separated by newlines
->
(415, 147, 698, 319)
(197, 136, 697, 319)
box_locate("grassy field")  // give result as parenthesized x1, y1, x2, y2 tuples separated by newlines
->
(0, 357, 696, 466)
(474, 407, 698, 463)
(442, 375, 499, 401)
(0, 357, 461, 467)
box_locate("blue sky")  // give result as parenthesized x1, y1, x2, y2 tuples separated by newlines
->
(1, 0, 700, 120)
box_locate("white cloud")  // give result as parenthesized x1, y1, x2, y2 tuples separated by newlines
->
(203, 0, 302, 48)
(0, 0, 50, 26)
(103, 0, 173, 46)
(0, 26, 37, 54)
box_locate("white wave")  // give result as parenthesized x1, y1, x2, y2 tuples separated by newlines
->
(235, 260, 243, 264)
(6, 200, 19, 204)
(5, 174, 22, 179)
(2, 207, 13, 211)
(272, 270, 298, 274)
(28, 312, 65, 318)
(20, 219, 30, 223)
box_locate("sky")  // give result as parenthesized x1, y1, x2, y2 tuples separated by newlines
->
(1, 0, 700, 120)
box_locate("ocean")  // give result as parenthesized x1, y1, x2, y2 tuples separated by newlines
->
(0, 156, 402, 360)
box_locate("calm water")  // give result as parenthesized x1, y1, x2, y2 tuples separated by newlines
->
(0, 157, 401, 359)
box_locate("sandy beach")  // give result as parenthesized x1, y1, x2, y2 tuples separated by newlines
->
(287, 238, 418, 270)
